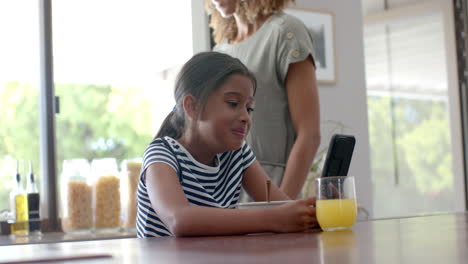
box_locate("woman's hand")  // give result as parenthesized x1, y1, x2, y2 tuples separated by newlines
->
(270, 197, 318, 233)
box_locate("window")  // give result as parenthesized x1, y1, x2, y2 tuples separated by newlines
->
(364, 5, 464, 218)
(0, 1, 41, 211)
(0, 1, 201, 227)
(52, 1, 194, 162)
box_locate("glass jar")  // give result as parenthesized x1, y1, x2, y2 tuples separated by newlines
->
(60, 159, 93, 233)
(91, 158, 121, 232)
(121, 159, 142, 232)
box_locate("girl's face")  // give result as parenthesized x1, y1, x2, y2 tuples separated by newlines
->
(195, 74, 255, 152)
(211, 0, 237, 17)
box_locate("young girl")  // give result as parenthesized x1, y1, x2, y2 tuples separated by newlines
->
(136, 51, 317, 237)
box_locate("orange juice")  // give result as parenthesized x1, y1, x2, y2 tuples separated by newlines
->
(316, 199, 357, 231)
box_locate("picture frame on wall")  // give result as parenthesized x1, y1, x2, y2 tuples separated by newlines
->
(284, 8, 336, 84)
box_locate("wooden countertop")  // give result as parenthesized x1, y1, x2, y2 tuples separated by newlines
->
(0, 230, 136, 246)
(0, 212, 467, 263)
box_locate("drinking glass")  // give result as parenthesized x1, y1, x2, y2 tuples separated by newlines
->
(315, 176, 357, 231)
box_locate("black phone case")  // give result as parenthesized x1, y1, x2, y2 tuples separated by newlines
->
(321, 134, 356, 177)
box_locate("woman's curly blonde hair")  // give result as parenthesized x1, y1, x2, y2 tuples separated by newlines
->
(205, 0, 295, 44)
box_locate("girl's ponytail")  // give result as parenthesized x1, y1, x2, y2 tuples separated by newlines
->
(154, 108, 185, 139)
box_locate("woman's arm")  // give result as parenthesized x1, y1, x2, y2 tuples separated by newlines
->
(281, 56, 321, 199)
(146, 162, 316, 237)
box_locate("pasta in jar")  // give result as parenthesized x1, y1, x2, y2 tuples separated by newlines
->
(60, 159, 93, 233)
(94, 175, 121, 229)
(123, 160, 141, 229)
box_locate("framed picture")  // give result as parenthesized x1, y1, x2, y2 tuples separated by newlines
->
(284, 8, 336, 84)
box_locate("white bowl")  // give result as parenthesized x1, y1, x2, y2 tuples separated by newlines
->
(236, 200, 293, 209)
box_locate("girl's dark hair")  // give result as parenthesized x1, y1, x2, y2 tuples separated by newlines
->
(155, 51, 257, 139)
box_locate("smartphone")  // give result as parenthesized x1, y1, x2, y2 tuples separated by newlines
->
(321, 134, 356, 177)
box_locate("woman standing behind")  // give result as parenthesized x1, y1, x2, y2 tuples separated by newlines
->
(206, 0, 320, 200)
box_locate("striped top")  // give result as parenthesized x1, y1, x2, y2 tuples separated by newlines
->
(136, 136, 256, 237)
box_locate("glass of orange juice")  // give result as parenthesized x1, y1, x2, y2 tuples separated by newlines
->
(315, 176, 357, 231)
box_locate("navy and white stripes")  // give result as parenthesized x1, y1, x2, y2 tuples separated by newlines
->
(136, 136, 255, 237)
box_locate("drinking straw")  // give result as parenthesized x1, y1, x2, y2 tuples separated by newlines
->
(266, 180, 271, 203)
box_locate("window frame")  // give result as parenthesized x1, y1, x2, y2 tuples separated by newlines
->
(39, 0, 59, 231)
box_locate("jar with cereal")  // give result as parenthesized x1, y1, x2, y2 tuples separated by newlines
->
(91, 158, 121, 232)
(121, 159, 142, 233)
(60, 159, 93, 233)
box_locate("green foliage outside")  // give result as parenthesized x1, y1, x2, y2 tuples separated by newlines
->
(0, 82, 40, 213)
(0, 82, 155, 211)
(55, 83, 154, 161)
(368, 96, 453, 217)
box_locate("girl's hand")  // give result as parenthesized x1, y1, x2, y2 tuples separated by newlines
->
(270, 197, 318, 233)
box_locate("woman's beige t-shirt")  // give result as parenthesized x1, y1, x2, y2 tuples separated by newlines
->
(214, 11, 316, 199)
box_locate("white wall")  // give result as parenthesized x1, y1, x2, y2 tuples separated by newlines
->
(294, 0, 373, 216)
